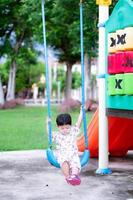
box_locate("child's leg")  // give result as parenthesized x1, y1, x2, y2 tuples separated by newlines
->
(68, 168, 81, 185)
(71, 167, 80, 175)
(61, 161, 70, 178)
(70, 155, 81, 175)
(68, 156, 81, 185)
(61, 161, 81, 186)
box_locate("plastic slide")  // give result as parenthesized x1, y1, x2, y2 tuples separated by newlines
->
(77, 109, 133, 157)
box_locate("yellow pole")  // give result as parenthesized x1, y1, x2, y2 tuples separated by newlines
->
(96, 0, 112, 6)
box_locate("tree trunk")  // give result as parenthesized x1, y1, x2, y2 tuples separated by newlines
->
(0, 75, 5, 105)
(65, 63, 72, 99)
(6, 60, 17, 101)
(84, 53, 91, 100)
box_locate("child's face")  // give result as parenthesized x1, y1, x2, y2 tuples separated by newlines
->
(58, 125, 71, 135)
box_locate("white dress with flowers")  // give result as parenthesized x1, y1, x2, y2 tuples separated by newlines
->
(53, 125, 81, 171)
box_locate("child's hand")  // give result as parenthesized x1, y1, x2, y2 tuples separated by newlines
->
(80, 105, 88, 113)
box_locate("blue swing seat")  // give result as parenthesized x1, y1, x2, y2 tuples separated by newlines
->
(46, 148, 60, 168)
(46, 148, 90, 168)
(80, 149, 90, 167)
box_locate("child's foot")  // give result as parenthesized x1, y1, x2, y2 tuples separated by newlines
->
(66, 175, 81, 186)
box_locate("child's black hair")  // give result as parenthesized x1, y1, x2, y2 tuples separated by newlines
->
(56, 113, 72, 126)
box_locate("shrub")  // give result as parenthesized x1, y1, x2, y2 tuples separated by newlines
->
(0, 98, 24, 109)
(59, 98, 81, 112)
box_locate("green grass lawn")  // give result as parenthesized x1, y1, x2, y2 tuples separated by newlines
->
(0, 106, 93, 151)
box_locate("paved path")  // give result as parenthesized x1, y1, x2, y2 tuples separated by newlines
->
(0, 150, 133, 200)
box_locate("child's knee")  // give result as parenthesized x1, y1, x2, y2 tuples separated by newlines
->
(61, 160, 69, 167)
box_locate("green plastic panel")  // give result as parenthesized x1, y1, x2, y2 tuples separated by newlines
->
(124, 73, 133, 94)
(115, 74, 125, 95)
(107, 75, 116, 95)
(107, 73, 133, 96)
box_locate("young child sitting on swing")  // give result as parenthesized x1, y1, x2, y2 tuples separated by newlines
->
(53, 108, 84, 186)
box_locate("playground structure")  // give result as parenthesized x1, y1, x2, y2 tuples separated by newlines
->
(77, 0, 133, 173)
(43, 0, 133, 175)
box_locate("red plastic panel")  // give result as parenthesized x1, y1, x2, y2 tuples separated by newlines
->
(115, 52, 125, 73)
(124, 51, 133, 73)
(108, 54, 116, 74)
(108, 51, 133, 74)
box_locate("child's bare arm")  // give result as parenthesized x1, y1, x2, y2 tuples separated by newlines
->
(75, 107, 83, 128)
(76, 105, 87, 128)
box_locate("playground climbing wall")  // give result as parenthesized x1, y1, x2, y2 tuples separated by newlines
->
(106, 0, 133, 113)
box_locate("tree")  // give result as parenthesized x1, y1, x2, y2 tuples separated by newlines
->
(0, 75, 4, 105)
(0, 0, 119, 104)
(0, 60, 8, 105)
(44, 0, 81, 98)
(0, 0, 40, 101)
(57, 68, 66, 92)
(40, 0, 99, 99)
(72, 71, 81, 89)
(15, 55, 43, 95)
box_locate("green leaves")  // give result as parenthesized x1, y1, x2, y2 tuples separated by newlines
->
(44, 0, 99, 63)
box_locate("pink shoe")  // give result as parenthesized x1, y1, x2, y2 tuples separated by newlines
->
(66, 175, 81, 186)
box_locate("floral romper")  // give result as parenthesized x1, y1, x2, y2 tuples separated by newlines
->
(53, 126, 81, 172)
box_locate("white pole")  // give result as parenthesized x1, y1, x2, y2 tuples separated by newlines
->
(57, 81, 61, 103)
(96, 5, 112, 174)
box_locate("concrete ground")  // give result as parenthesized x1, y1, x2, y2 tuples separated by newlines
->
(0, 150, 133, 200)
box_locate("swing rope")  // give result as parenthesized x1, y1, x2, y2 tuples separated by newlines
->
(41, 0, 89, 168)
(79, 0, 88, 149)
(41, 0, 52, 147)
